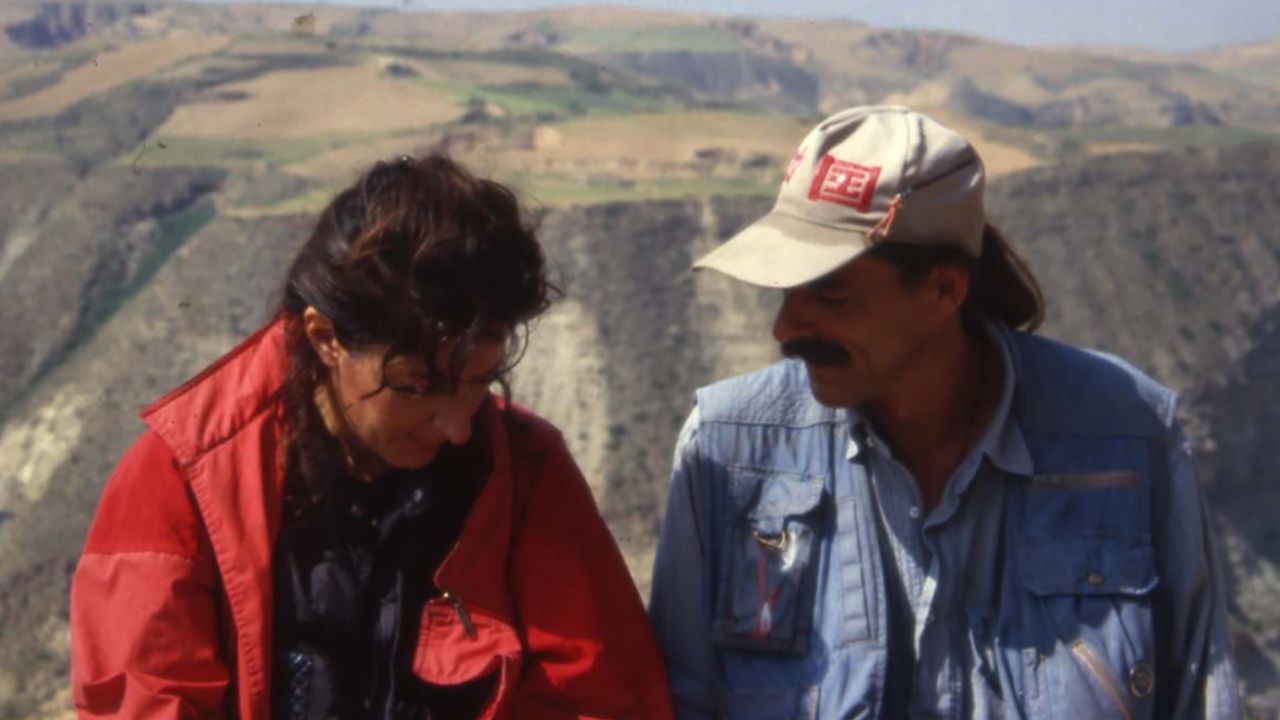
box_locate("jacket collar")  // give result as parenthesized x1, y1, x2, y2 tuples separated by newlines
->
(141, 317, 290, 466)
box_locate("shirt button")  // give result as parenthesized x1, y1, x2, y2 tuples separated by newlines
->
(1087, 572, 1105, 586)
(1129, 661, 1155, 698)
(411, 488, 425, 503)
(908, 506, 921, 520)
(350, 504, 364, 519)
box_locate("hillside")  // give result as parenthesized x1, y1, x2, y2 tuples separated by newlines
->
(0, 1, 1277, 716)
(2, 2, 1277, 207)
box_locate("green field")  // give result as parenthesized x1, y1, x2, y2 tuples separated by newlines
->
(411, 77, 676, 119)
(235, 171, 775, 216)
(558, 24, 744, 53)
(120, 135, 329, 169)
(506, 172, 774, 208)
(1059, 125, 1280, 151)
(233, 184, 336, 216)
(119, 126, 433, 171)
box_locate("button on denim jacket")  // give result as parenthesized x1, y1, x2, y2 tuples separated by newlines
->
(649, 328, 1240, 719)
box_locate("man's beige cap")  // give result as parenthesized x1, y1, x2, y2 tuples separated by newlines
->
(693, 106, 986, 288)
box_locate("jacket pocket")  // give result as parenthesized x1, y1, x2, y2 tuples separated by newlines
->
(714, 466, 825, 657)
(412, 597, 522, 685)
(1019, 539, 1159, 720)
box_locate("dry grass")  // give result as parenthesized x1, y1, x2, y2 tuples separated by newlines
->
(153, 53, 260, 82)
(407, 58, 573, 86)
(223, 35, 336, 57)
(1086, 142, 1163, 157)
(0, 56, 57, 93)
(254, 6, 737, 53)
(484, 110, 811, 172)
(1161, 67, 1256, 102)
(753, 18, 878, 67)
(1193, 40, 1280, 89)
(0, 149, 65, 165)
(217, 5, 365, 37)
(284, 131, 435, 180)
(291, 110, 809, 194)
(156, 56, 466, 139)
(0, 34, 230, 121)
(224, 185, 337, 218)
(529, 6, 710, 28)
(250, 110, 801, 212)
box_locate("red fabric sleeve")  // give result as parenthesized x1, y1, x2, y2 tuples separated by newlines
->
(70, 430, 230, 719)
(508, 433, 675, 720)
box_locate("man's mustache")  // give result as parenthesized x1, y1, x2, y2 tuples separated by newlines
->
(780, 338, 851, 366)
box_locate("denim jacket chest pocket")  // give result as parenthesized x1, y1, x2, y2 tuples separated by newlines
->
(1018, 533, 1160, 720)
(714, 465, 826, 658)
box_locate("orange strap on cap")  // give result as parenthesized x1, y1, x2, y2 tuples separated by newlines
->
(868, 192, 905, 242)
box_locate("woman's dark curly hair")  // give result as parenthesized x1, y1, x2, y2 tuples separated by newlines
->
(277, 153, 556, 521)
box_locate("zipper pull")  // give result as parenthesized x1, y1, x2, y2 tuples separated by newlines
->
(441, 591, 477, 640)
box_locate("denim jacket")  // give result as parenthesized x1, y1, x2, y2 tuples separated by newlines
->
(649, 326, 1240, 719)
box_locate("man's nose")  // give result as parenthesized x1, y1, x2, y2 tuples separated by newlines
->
(772, 290, 809, 344)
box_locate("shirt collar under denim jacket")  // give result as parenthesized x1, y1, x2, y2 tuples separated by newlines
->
(649, 322, 1241, 720)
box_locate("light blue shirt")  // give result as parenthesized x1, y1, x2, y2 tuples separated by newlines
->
(850, 323, 1033, 717)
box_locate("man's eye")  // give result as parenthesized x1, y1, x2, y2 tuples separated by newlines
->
(815, 292, 849, 307)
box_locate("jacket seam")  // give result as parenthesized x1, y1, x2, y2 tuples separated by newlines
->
(79, 549, 199, 563)
(185, 457, 267, 717)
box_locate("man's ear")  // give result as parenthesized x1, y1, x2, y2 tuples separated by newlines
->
(302, 307, 343, 369)
(927, 263, 971, 318)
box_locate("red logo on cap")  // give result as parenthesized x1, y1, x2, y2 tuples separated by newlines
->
(808, 155, 881, 212)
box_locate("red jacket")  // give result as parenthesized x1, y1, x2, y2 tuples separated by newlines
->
(70, 319, 674, 720)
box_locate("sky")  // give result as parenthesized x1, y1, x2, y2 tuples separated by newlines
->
(227, 0, 1280, 52)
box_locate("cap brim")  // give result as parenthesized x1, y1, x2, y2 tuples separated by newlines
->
(692, 211, 872, 288)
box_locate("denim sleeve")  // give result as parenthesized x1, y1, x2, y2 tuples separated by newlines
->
(650, 405, 719, 720)
(1159, 423, 1242, 719)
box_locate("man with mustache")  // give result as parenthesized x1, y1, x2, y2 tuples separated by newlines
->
(648, 106, 1240, 719)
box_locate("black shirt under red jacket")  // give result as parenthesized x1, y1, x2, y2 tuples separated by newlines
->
(69, 318, 675, 720)
(271, 443, 493, 720)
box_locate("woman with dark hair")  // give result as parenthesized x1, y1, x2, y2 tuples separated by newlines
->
(69, 155, 674, 720)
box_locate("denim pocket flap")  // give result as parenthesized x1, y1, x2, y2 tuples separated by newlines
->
(1019, 539, 1159, 596)
(730, 466, 824, 535)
